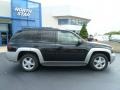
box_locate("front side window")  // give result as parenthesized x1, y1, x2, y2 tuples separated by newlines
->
(57, 31, 79, 45)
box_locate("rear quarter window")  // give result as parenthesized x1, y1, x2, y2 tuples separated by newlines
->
(10, 31, 33, 42)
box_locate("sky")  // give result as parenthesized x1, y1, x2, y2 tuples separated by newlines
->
(33, 0, 120, 35)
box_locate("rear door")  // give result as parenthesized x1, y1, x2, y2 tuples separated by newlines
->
(37, 30, 57, 61)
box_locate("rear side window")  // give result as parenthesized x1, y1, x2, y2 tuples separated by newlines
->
(33, 31, 56, 43)
(11, 30, 57, 43)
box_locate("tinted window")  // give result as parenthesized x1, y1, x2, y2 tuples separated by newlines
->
(11, 31, 33, 42)
(57, 31, 79, 45)
(33, 31, 56, 42)
(11, 30, 56, 43)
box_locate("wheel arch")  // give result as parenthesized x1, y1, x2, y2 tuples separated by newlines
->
(85, 48, 111, 64)
(16, 47, 44, 64)
(90, 51, 110, 62)
(18, 51, 39, 60)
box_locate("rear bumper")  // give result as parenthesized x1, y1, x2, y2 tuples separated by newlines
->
(110, 53, 115, 64)
(5, 52, 18, 62)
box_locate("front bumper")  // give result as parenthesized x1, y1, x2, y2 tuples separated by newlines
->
(110, 53, 116, 64)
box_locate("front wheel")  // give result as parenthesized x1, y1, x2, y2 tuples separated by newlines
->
(20, 54, 39, 72)
(89, 53, 108, 71)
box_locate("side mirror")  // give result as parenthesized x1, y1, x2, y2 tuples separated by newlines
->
(76, 40, 82, 46)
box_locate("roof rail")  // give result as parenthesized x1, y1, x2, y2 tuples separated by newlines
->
(15, 27, 62, 33)
(23, 27, 60, 30)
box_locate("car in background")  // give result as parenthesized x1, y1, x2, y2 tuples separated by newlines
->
(109, 35, 120, 43)
(93, 35, 109, 41)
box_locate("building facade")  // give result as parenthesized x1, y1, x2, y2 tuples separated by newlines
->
(0, 0, 90, 46)
(0, 0, 41, 46)
(42, 6, 90, 33)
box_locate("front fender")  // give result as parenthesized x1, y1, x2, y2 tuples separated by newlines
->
(85, 48, 112, 64)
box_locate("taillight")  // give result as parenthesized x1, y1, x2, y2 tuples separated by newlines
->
(7, 43, 11, 51)
(7, 43, 17, 51)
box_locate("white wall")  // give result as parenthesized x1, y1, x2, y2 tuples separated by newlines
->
(58, 25, 82, 31)
(42, 5, 71, 28)
(0, 0, 11, 17)
(42, 5, 83, 31)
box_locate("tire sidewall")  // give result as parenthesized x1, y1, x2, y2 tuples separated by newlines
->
(90, 54, 108, 71)
(20, 54, 39, 72)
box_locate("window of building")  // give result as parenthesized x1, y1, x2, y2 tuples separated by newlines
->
(58, 18, 87, 26)
(70, 19, 76, 25)
(58, 19, 69, 25)
(69, 19, 86, 25)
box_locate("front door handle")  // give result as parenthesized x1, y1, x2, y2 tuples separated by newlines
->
(57, 46, 63, 50)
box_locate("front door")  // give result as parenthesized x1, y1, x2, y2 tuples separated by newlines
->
(55, 31, 87, 61)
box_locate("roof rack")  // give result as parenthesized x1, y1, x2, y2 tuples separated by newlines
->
(15, 27, 64, 33)
(22, 27, 60, 30)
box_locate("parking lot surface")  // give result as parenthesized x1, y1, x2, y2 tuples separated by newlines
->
(0, 53, 120, 90)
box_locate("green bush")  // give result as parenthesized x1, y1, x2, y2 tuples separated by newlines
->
(79, 24, 88, 39)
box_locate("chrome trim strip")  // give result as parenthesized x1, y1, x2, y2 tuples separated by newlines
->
(42, 61, 86, 66)
(44, 61, 85, 63)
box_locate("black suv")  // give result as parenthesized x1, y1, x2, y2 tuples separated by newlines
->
(6, 27, 115, 72)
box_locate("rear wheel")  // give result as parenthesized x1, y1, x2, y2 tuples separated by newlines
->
(89, 53, 108, 71)
(20, 54, 39, 72)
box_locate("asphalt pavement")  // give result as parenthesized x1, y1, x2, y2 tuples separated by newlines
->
(0, 53, 120, 90)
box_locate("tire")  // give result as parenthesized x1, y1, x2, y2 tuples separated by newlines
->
(89, 53, 108, 71)
(20, 53, 39, 72)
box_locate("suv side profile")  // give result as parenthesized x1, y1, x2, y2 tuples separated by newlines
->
(6, 27, 115, 72)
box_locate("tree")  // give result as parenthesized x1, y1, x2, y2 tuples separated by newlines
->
(79, 24, 88, 39)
